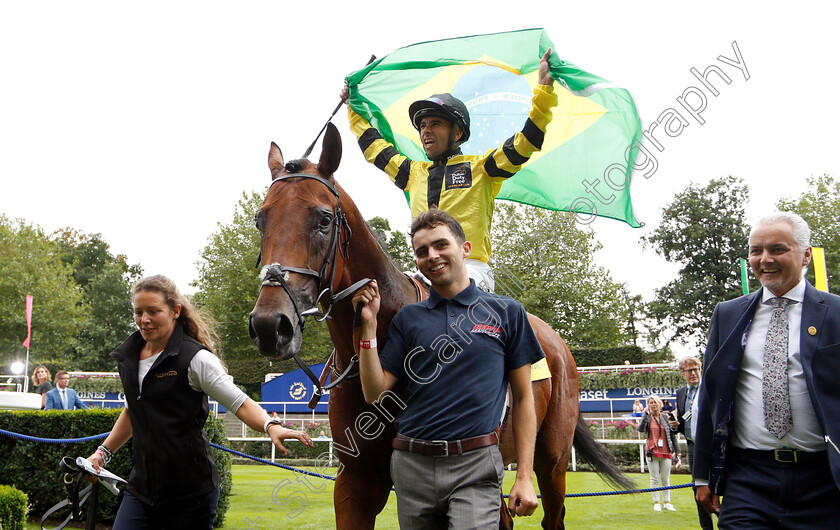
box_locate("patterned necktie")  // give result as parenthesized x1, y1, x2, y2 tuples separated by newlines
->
(763, 297, 796, 439)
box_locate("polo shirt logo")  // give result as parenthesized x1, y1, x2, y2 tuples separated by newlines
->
(445, 163, 472, 190)
(155, 370, 178, 378)
(471, 324, 502, 339)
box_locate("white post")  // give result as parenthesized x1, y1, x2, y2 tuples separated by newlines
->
(640, 444, 645, 473)
(23, 347, 30, 393)
(571, 446, 577, 471)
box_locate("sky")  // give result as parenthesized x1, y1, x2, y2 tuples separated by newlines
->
(2, 2, 839, 353)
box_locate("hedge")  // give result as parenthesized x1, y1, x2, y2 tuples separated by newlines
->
(68, 374, 123, 394)
(0, 409, 231, 527)
(571, 345, 646, 366)
(578, 368, 684, 391)
(0, 485, 28, 530)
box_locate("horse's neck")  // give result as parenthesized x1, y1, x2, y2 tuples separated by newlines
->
(327, 216, 416, 356)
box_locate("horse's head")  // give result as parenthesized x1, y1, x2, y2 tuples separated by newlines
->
(249, 122, 347, 360)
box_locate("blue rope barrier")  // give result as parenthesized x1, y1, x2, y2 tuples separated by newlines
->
(0, 427, 109, 444)
(213, 442, 695, 497)
(210, 442, 340, 482)
(565, 483, 694, 498)
(1, 428, 695, 498)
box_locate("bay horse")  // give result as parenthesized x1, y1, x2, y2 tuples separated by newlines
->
(249, 123, 630, 529)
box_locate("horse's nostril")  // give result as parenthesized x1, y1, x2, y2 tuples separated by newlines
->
(277, 313, 293, 344)
(248, 316, 259, 343)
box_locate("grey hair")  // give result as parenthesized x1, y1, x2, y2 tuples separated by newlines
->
(751, 211, 811, 250)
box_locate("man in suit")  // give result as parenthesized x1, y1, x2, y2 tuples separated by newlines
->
(694, 211, 840, 528)
(44, 371, 88, 410)
(670, 356, 714, 529)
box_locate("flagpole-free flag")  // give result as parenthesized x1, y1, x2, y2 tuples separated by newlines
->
(812, 247, 828, 292)
(22, 294, 33, 348)
(345, 28, 643, 227)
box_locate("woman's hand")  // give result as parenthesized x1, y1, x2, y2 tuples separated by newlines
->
(268, 425, 314, 456)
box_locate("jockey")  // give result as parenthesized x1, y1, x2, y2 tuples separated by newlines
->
(342, 48, 558, 292)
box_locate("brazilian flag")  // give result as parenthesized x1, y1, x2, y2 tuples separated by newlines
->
(345, 28, 643, 227)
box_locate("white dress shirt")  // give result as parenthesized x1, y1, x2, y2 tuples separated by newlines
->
(731, 278, 824, 451)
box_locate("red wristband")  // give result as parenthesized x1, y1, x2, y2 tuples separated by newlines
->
(359, 338, 377, 350)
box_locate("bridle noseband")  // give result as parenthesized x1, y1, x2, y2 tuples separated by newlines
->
(256, 172, 353, 330)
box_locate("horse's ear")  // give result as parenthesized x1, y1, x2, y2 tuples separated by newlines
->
(318, 122, 342, 179)
(268, 142, 285, 175)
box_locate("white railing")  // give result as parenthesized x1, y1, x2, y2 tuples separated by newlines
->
(0, 375, 26, 393)
(226, 437, 335, 465)
(571, 438, 688, 473)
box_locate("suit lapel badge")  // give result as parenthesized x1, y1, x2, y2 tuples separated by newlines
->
(808, 326, 817, 336)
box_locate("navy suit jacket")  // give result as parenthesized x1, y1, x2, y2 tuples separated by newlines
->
(44, 387, 87, 410)
(675, 385, 689, 437)
(694, 282, 840, 494)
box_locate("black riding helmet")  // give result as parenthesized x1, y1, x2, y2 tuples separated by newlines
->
(408, 94, 471, 143)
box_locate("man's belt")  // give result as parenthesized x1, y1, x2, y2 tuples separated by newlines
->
(732, 447, 827, 464)
(392, 431, 499, 457)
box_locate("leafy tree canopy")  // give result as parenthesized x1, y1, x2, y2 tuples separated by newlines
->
(642, 177, 751, 348)
(777, 173, 840, 295)
(490, 203, 630, 349)
(0, 215, 87, 364)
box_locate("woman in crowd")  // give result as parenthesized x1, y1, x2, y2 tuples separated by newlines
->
(637, 395, 680, 512)
(88, 275, 312, 529)
(31, 365, 52, 409)
(631, 399, 644, 417)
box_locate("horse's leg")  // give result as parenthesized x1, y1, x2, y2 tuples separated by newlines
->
(333, 467, 391, 530)
(499, 493, 513, 530)
(533, 431, 570, 530)
(532, 335, 578, 530)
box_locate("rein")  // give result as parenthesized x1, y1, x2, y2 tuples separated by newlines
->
(40, 457, 99, 530)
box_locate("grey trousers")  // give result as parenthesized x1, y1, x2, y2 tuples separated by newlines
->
(390, 444, 504, 530)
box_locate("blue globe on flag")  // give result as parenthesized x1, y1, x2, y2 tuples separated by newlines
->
(451, 65, 533, 156)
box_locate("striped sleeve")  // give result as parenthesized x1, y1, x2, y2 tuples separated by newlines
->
(348, 107, 412, 190)
(483, 84, 558, 179)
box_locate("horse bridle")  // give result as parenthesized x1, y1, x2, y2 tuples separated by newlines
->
(256, 172, 355, 330)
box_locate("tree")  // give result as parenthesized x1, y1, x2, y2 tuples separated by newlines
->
(367, 216, 414, 271)
(490, 203, 630, 349)
(192, 191, 333, 375)
(0, 215, 88, 361)
(54, 230, 142, 371)
(777, 173, 840, 295)
(642, 177, 751, 348)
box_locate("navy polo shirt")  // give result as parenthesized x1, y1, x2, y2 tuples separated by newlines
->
(379, 280, 545, 440)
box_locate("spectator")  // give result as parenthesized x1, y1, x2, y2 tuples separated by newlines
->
(669, 356, 713, 529)
(637, 395, 680, 512)
(44, 371, 88, 410)
(30, 365, 52, 409)
(662, 399, 675, 413)
(632, 399, 644, 417)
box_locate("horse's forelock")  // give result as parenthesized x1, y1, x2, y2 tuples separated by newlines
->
(284, 159, 310, 173)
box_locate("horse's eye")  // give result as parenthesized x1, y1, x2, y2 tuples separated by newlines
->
(319, 213, 333, 229)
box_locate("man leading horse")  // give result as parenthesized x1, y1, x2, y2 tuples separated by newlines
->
(352, 208, 543, 528)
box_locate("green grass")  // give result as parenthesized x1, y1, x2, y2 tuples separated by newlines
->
(26, 465, 710, 529)
(220, 465, 713, 529)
